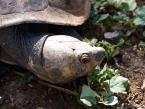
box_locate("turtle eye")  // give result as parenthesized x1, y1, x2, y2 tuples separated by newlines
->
(79, 53, 90, 64)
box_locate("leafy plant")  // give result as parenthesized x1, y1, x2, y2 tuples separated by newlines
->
(90, 0, 145, 38)
(84, 37, 124, 61)
(79, 64, 129, 108)
(138, 41, 145, 47)
(95, 39, 124, 61)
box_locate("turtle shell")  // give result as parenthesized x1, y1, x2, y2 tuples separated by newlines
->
(0, 0, 91, 28)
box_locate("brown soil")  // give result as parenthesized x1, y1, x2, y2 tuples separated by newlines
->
(119, 44, 145, 108)
(0, 72, 83, 109)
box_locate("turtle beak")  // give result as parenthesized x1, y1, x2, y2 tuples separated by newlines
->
(92, 47, 106, 62)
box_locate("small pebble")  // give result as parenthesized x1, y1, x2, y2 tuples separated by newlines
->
(137, 108, 143, 109)
(0, 96, 5, 105)
(36, 107, 44, 109)
(141, 79, 145, 91)
(28, 84, 33, 88)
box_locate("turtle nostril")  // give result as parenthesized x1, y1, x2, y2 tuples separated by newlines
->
(80, 54, 90, 64)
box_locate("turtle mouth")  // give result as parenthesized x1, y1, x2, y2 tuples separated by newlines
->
(94, 47, 106, 61)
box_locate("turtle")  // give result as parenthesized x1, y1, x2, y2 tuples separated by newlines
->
(0, 0, 105, 84)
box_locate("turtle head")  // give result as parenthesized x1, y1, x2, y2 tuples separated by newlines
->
(42, 35, 105, 84)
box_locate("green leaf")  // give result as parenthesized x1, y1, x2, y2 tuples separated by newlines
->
(138, 41, 145, 47)
(143, 31, 145, 37)
(124, 30, 134, 37)
(86, 64, 129, 107)
(95, 14, 110, 24)
(95, 40, 121, 61)
(93, 1, 102, 9)
(136, 7, 145, 16)
(91, 1, 102, 18)
(107, 0, 137, 10)
(112, 15, 124, 21)
(99, 96, 118, 106)
(104, 76, 129, 94)
(90, 38, 98, 46)
(133, 17, 145, 26)
(88, 65, 120, 89)
(104, 32, 120, 39)
(115, 38, 125, 47)
(124, 0, 137, 11)
(80, 85, 97, 107)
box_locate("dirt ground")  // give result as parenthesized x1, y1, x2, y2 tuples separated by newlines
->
(119, 41, 145, 108)
(0, 28, 145, 109)
(0, 68, 85, 109)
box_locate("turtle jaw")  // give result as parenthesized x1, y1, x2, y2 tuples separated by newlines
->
(91, 47, 106, 65)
